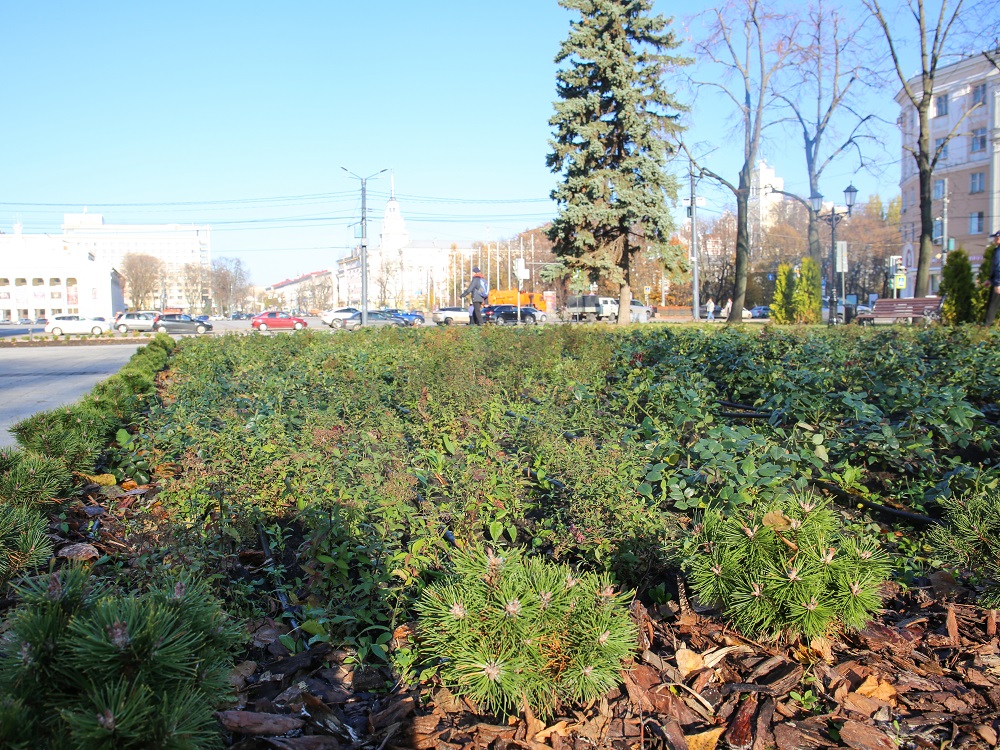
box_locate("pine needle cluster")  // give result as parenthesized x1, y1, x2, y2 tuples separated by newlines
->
(685, 492, 890, 640)
(0, 567, 242, 750)
(927, 486, 1000, 606)
(415, 548, 636, 719)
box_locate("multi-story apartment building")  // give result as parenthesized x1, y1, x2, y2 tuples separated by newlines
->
(266, 270, 335, 312)
(897, 54, 999, 294)
(60, 213, 212, 310)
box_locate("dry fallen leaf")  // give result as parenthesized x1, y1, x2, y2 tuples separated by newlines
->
(855, 674, 897, 702)
(534, 720, 571, 742)
(676, 646, 705, 677)
(762, 510, 793, 531)
(809, 636, 834, 662)
(687, 726, 726, 750)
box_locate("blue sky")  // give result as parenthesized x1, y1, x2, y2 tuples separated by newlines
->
(0, 1, 917, 286)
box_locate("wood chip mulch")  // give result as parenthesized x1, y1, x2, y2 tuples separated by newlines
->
(218, 586, 1000, 750)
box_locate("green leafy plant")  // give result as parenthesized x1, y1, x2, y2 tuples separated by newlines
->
(940, 248, 975, 324)
(684, 491, 890, 640)
(0, 567, 242, 750)
(414, 548, 636, 719)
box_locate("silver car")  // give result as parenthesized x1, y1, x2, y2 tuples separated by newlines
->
(114, 311, 159, 333)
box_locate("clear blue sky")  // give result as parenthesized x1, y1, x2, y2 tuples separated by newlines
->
(0, 0, 920, 286)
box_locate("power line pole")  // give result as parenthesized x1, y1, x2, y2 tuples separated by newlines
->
(342, 167, 387, 326)
(690, 168, 700, 321)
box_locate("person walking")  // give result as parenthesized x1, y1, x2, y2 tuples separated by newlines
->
(461, 266, 488, 325)
(721, 298, 733, 321)
(705, 297, 715, 322)
(985, 230, 1000, 326)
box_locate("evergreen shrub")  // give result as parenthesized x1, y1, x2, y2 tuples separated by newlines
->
(940, 248, 975, 324)
(770, 263, 795, 324)
(684, 491, 890, 640)
(415, 548, 635, 719)
(0, 567, 241, 750)
(927, 485, 1000, 605)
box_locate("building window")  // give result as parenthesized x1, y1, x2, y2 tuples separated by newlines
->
(934, 179, 946, 200)
(15, 278, 26, 287)
(32, 278, 44, 286)
(933, 218, 943, 243)
(971, 127, 987, 153)
(49, 278, 61, 286)
(935, 94, 949, 117)
(972, 83, 987, 106)
(970, 211, 985, 234)
(972, 172, 986, 193)
(0, 278, 7, 286)
(935, 138, 949, 160)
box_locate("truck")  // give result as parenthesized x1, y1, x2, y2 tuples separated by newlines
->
(565, 295, 620, 323)
(486, 290, 551, 312)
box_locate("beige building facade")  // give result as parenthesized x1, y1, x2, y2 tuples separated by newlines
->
(897, 55, 999, 294)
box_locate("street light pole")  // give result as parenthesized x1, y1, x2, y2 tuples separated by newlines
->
(811, 184, 858, 325)
(342, 167, 387, 326)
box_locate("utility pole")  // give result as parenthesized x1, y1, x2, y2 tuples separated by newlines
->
(342, 167, 387, 326)
(690, 168, 700, 321)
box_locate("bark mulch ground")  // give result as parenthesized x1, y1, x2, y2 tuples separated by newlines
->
(214, 588, 1000, 750)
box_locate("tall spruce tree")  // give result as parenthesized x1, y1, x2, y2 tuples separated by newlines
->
(547, 0, 687, 325)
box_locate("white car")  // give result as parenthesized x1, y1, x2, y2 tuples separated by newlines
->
(629, 300, 652, 323)
(432, 306, 472, 325)
(320, 307, 361, 329)
(45, 315, 110, 336)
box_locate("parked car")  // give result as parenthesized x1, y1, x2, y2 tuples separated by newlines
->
(251, 311, 307, 332)
(195, 315, 210, 323)
(320, 307, 360, 328)
(343, 310, 409, 331)
(483, 304, 547, 325)
(383, 308, 425, 326)
(114, 311, 159, 333)
(152, 313, 213, 334)
(629, 299, 652, 323)
(749, 305, 771, 319)
(45, 315, 109, 336)
(432, 306, 472, 326)
(17, 318, 33, 325)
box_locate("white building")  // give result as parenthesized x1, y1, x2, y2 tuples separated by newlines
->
(61, 213, 212, 310)
(336, 183, 474, 310)
(897, 54, 999, 294)
(266, 270, 335, 312)
(0, 225, 124, 321)
(749, 160, 786, 256)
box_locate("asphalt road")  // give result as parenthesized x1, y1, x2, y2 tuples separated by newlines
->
(0, 345, 141, 449)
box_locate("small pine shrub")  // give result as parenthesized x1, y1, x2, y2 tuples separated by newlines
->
(415, 548, 636, 719)
(0, 504, 52, 581)
(0, 568, 242, 750)
(684, 491, 890, 640)
(0, 448, 72, 504)
(927, 486, 1000, 606)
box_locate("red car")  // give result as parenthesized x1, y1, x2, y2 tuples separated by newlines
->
(251, 311, 308, 332)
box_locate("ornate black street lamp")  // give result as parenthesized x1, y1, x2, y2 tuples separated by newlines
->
(811, 184, 858, 325)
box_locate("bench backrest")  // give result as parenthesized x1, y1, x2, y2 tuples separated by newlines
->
(870, 297, 941, 315)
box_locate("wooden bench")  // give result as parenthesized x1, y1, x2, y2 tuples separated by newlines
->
(854, 296, 943, 325)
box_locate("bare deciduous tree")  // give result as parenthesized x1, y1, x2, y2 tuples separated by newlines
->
(182, 262, 209, 314)
(774, 2, 876, 269)
(119, 253, 163, 310)
(864, 0, 972, 297)
(211, 258, 251, 313)
(687, 0, 796, 321)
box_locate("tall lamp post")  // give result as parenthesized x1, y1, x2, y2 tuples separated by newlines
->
(811, 184, 858, 325)
(342, 167, 388, 326)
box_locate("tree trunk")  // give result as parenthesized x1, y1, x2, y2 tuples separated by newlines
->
(807, 211, 822, 269)
(915, 112, 933, 298)
(732, 171, 752, 321)
(618, 251, 632, 326)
